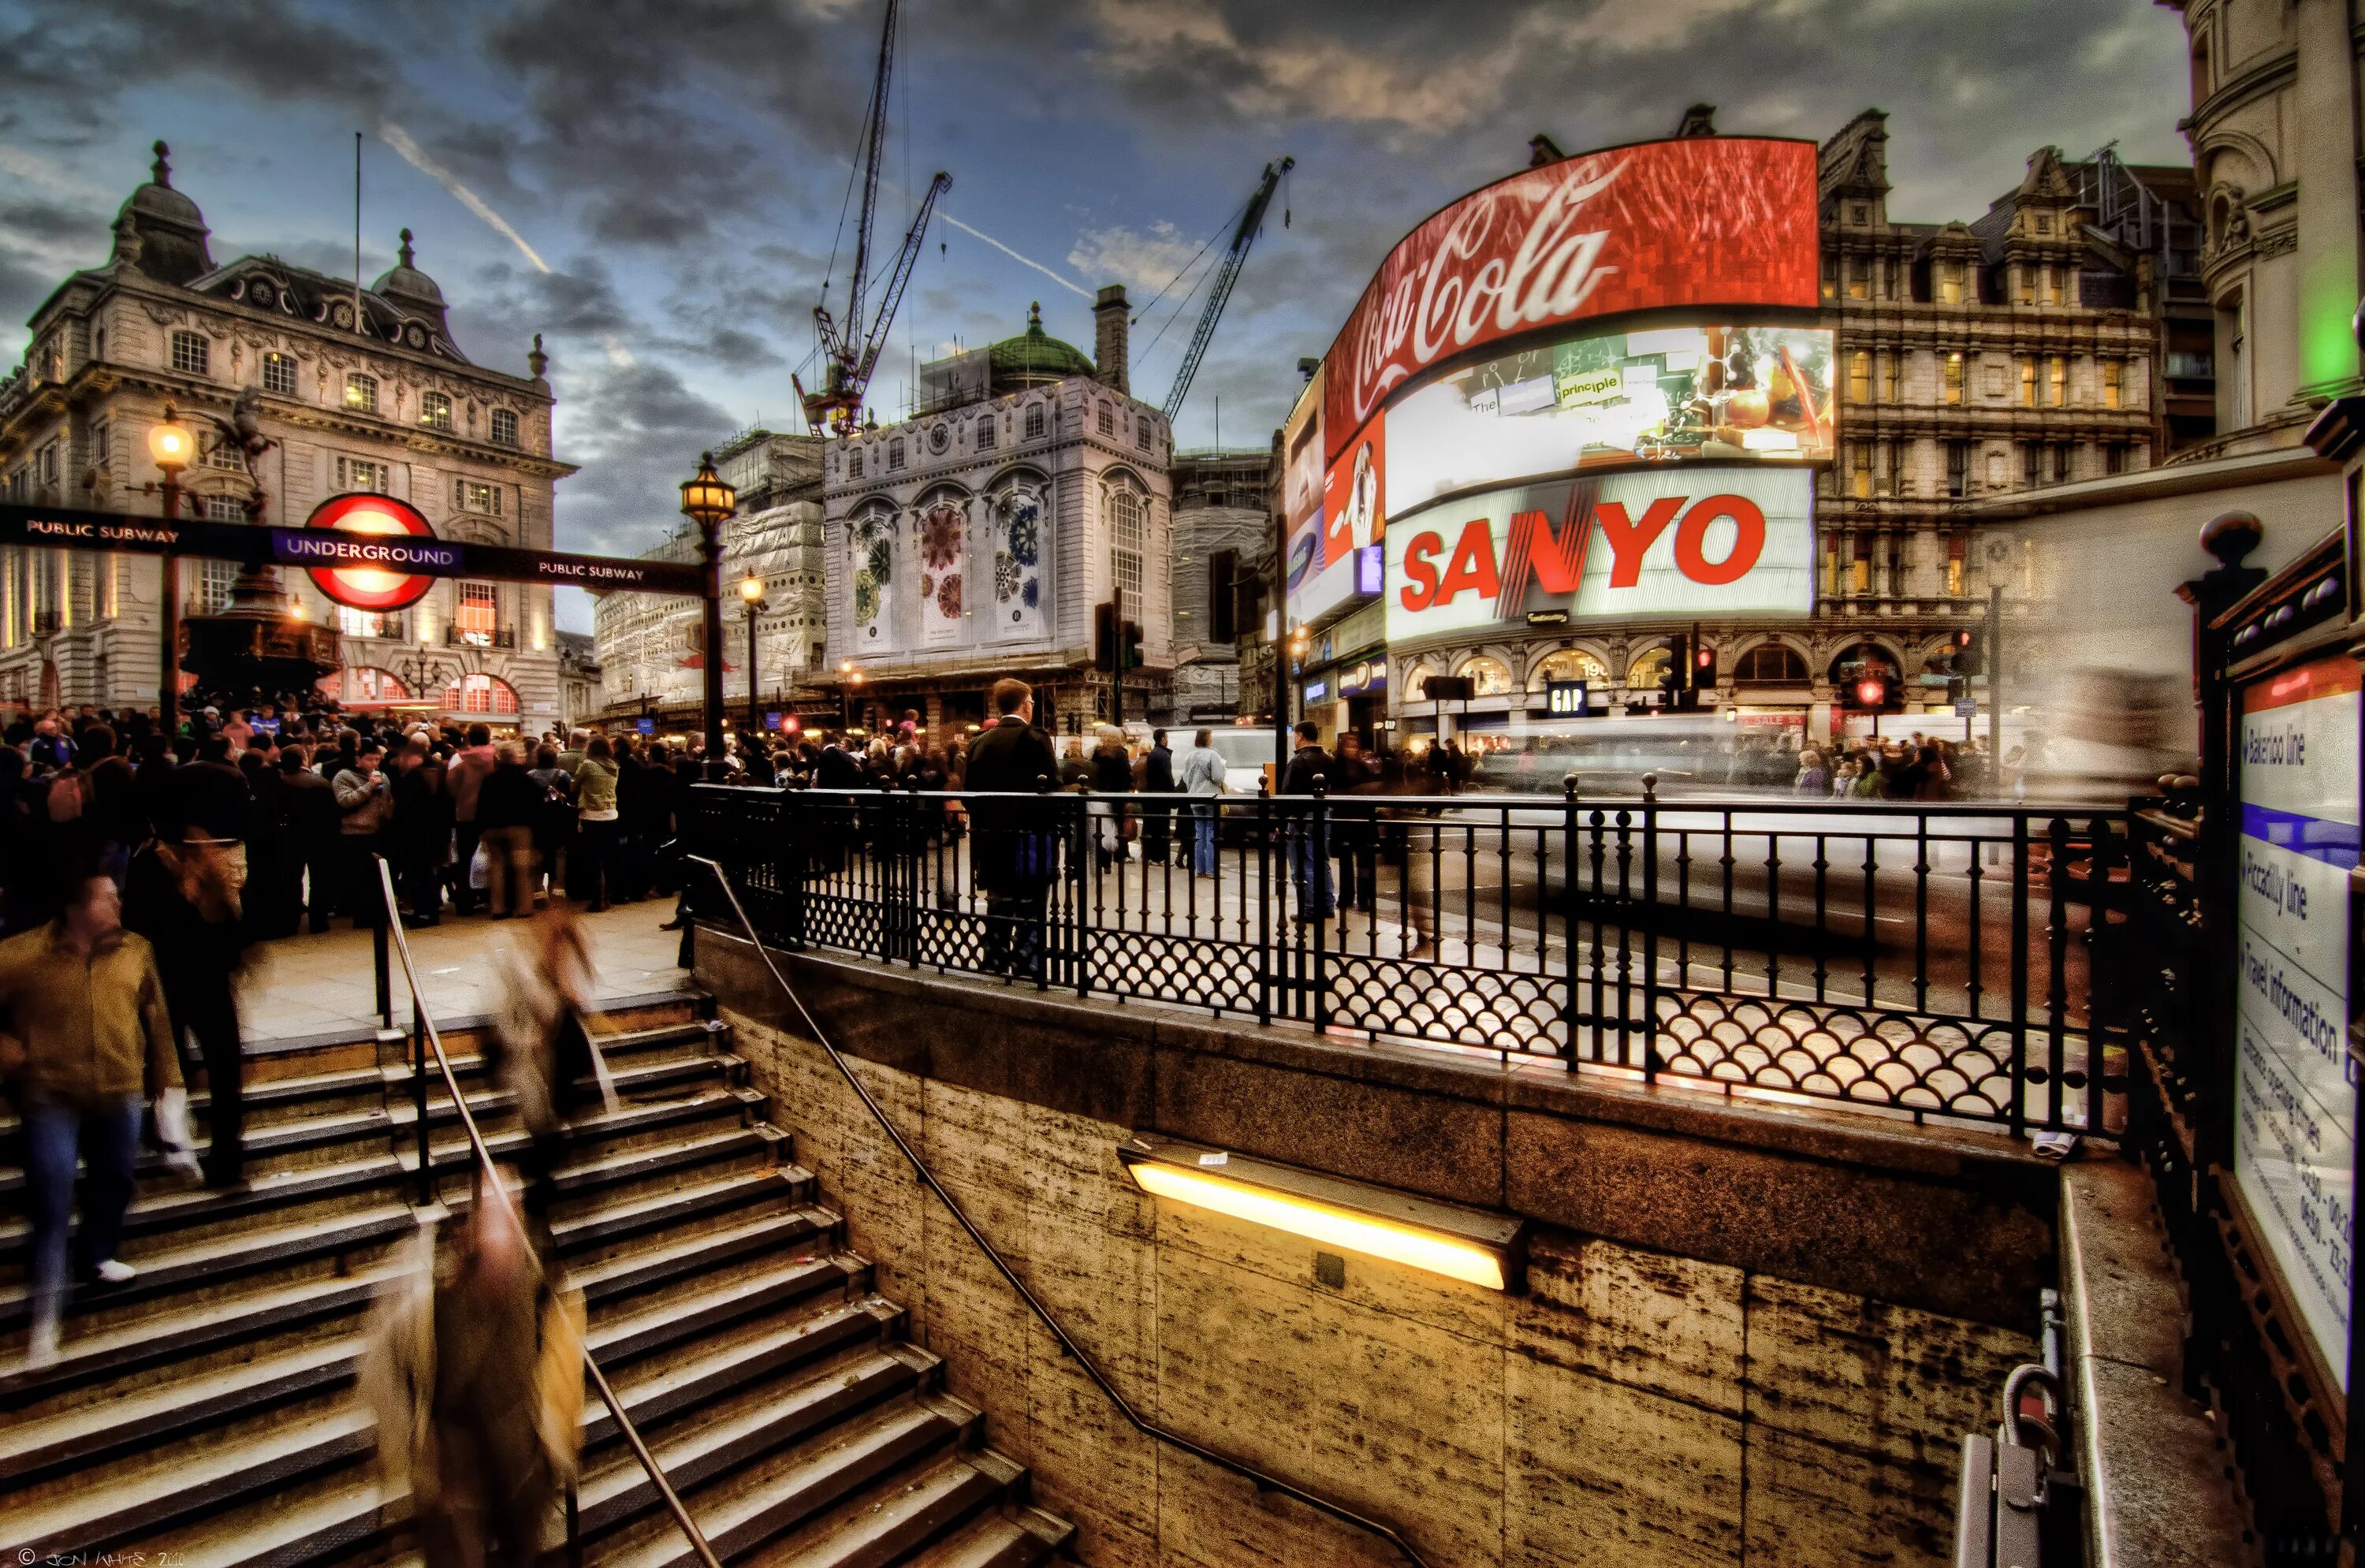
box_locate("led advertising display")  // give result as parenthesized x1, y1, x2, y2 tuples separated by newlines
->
(1384, 467, 1812, 642)
(1321, 137, 1819, 456)
(1384, 322, 1833, 522)
(1283, 367, 1372, 628)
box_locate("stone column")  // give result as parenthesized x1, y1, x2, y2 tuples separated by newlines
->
(2294, 0, 2362, 400)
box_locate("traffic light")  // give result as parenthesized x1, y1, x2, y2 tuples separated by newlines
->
(1946, 674, 1969, 703)
(1667, 633, 1690, 688)
(1953, 626, 1983, 676)
(1093, 602, 1117, 672)
(1695, 643, 1715, 679)
(1854, 676, 1888, 707)
(1121, 620, 1144, 672)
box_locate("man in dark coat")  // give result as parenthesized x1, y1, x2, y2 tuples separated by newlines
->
(964, 680, 1060, 979)
(280, 746, 341, 933)
(1140, 730, 1175, 866)
(1279, 721, 1335, 926)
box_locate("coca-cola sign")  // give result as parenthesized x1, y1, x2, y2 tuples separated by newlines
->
(1321, 137, 1818, 458)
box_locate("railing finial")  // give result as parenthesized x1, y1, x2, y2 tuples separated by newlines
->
(1640, 771, 1658, 803)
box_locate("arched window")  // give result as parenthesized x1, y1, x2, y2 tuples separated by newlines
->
(316, 667, 410, 702)
(1828, 641, 1898, 683)
(1629, 647, 1672, 689)
(1734, 643, 1810, 685)
(1529, 649, 1607, 689)
(1110, 486, 1144, 600)
(1456, 655, 1513, 696)
(443, 672, 519, 714)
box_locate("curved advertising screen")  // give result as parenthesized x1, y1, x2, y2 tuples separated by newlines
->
(1286, 135, 1823, 635)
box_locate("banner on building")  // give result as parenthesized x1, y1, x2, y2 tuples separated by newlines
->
(989, 488, 1047, 643)
(917, 498, 968, 649)
(848, 511, 898, 653)
(1384, 466, 1813, 642)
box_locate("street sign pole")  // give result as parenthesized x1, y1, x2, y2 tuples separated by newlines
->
(1987, 582, 2004, 765)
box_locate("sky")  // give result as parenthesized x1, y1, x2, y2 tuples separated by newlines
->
(0, 0, 2194, 632)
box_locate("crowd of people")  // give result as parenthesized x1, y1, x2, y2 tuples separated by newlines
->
(1790, 734, 2021, 800)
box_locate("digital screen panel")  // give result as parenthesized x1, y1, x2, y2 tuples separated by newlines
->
(1384, 322, 1834, 524)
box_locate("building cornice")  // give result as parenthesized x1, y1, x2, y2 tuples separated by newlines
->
(1950, 441, 2333, 520)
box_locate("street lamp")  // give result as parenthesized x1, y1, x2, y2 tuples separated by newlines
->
(147, 404, 192, 734)
(839, 657, 858, 731)
(679, 452, 737, 780)
(739, 572, 769, 742)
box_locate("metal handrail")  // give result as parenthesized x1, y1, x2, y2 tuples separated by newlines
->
(688, 854, 1434, 1568)
(370, 858, 724, 1568)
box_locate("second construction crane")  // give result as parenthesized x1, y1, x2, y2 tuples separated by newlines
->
(799, 0, 949, 437)
(1159, 156, 1294, 423)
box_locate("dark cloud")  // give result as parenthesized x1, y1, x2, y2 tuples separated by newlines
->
(548, 359, 738, 557)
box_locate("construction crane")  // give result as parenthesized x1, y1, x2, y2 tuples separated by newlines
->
(1160, 156, 1294, 423)
(797, 0, 951, 436)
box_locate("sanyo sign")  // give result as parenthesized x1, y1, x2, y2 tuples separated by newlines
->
(1383, 467, 1813, 640)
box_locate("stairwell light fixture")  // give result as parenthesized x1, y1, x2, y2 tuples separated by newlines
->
(1117, 1135, 1523, 1292)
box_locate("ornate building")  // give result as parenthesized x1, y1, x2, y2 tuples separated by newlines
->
(1380, 109, 2205, 749)
(592, 428, 825, 730)
(1168, 448, 1272, 724)
(821, 290, 1174, 737)
(556, 630, 601, 727)
(0, 143, 574, 722)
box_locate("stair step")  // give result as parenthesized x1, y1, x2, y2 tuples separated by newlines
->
(604, 1395, 977, 1568)
(0, 1203, 417, 1337)
(136, 1462, 400, 1568)
(0, 1153, 407, 1266)
(900, 1506, 1075, 1568)
(590, 1249, 862, 1367)
(0, 1404, 374, 1556)
(749, 1448, 1026, 1568)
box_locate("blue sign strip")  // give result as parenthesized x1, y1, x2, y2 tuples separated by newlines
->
(2241, 802, 2364, 866)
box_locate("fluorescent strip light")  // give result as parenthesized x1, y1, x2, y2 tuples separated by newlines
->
(1118, 1139, 1521, 1291)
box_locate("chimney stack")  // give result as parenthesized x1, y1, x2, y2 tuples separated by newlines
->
(1093, 284, 1130, 397)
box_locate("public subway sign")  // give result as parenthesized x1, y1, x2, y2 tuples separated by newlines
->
(2233, 654, 2361, 1390)
(0, 500, 705, 598)
(1384, 467, 1812, 642)
(1319, 136, 1819, 458)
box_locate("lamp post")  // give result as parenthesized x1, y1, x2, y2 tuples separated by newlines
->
(739, 572, 768, 740)
(679, 452, 737, 780)
(147, 404, 194, 735)
(839, 657, 858, 732)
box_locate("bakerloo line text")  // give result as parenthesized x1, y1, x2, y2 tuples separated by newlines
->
(1395, 492, 1769, 612)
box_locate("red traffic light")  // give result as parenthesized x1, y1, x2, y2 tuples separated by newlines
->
(1695, 647, 1714, 669)
(784, 716, 801, 734)
(1855, 677, 1886, 706)
(1953, 629, 1973, 648)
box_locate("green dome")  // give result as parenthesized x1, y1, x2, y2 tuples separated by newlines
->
(989, 301, 1095, 387)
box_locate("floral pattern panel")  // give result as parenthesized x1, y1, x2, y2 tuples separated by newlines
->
(989, 488, 1046, 643)
(917, 497, 969, 650)
(849, 511, 898, 652)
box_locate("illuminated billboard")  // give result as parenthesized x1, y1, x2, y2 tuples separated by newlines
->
(1283, 368, 1375, 628)
(1321, 137, 1819, 457)
(1384, 467, 1813, 643)
(1384, 322, 1833, 523)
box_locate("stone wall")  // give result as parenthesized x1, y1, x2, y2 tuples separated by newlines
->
(724, 1003, 2036, 1568)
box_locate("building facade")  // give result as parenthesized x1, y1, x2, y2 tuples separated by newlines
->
(1168, 448, 1272, 725)
(556, 630, 601, 727)
(0, 143, 573, 723)
(1365, 110, 2205, 751)
(820, 291, 1174, 738)
(592, 427, 826, 730)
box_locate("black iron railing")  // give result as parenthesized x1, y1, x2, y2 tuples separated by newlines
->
(687, 780, 2128, 1137)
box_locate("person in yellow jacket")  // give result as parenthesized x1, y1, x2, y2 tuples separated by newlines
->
(0, 868, 187, 1368)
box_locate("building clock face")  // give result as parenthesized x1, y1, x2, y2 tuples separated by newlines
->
(330, 301, 355, 330)
(927, 423, 949, 456)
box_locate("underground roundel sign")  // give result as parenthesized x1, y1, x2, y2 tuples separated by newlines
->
(292, 493, 449, 611)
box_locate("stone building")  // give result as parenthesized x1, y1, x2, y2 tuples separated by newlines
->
(0, 142, 573, 723)
(1382, 109, 2208, 750)
(555, 630, 601, 727)
(1168, 448, 1272, 725)
(821, 290, 1173, 738)
(592, 427, 827, 731)
(1951, 0, 2360, 785)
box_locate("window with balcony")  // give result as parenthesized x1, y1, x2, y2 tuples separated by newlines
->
(490, 408, 520, 447)
(339, 606, 397, 639)
(170, 331, 209, 376)
(453, 580, 497, 646)
(1848, 351, 1871, 404)
(263, 352, 297, 396)
(420, 390, 452, 430)
(345, 374, 378, 414)
(200, 495, 244, 523)
(335, 456, 387, 493)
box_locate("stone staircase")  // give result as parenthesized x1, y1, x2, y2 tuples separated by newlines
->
(0, 996, 1073, 1566)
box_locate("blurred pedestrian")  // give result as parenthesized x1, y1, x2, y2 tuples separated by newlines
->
(393, 738, 453, 927)
(446, 724, 497, 917)
(281, 746, 341, 933)
(965, 680, 1059, 978)
(490, 904, 614, 1235)
(124, 829, 251, 1187)
(571, 737, 622, 912)
(334, 740, 393, 926)
(1179, 728, 1224, 877)
(1140, 729, 1174, 865)
(1280, 721, 1335, 926)
(476, 743, 541, 919)
(0, 870, 187, 1367)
